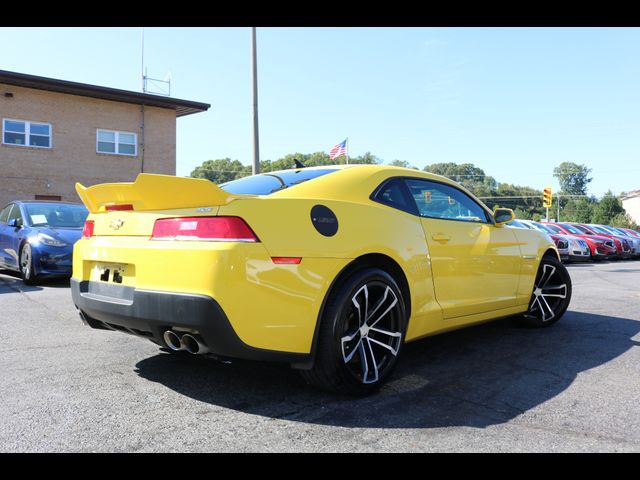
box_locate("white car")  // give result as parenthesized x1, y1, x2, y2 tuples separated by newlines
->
(519, 220, 590, 262)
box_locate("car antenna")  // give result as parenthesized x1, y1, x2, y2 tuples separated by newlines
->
(294, 158, 306, 169)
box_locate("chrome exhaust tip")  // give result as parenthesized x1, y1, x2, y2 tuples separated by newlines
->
(181, 334, 210, 355)
(163, 330, 184, 351)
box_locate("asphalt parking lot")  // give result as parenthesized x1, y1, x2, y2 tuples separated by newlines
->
(1, 261, 639, 452)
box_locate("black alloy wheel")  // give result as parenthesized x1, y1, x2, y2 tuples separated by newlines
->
(301, 268, 407, 395)
(521, 255, 572, 327)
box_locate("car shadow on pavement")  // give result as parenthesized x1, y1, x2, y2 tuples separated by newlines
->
(0, 272, 43, 293)
(0, 271, 69, 293)
(134, 311, 640, 429)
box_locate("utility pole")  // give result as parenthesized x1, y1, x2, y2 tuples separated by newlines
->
(141, 27, 145, 91)
(250, 27, 260, 175)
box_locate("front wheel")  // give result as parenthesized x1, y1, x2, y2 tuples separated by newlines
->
(520, 255, 571, 327)
(301, 268, 407, 395)
(20, 243, 38, 286)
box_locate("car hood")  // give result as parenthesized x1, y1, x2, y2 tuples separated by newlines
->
(581, 235, 612, 243)
(566, 235, 586, 243)
(34, 227, 83, 245)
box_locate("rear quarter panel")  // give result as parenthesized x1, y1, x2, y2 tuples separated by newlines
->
(218, 194, 442, 342)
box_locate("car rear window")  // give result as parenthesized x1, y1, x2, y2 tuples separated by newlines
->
(220, 168, 339, 195)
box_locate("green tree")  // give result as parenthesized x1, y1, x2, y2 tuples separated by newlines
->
(261, 152, 331, 172)
(559, 197, 595, 223)
(553, 162, 593, 195)
(609, 212, 639, 229)
(262, 151, 380, 172)
(351, 152, 380, 164)
(512, 207, 532, 220)
(190, 158, 250, 184)
(388, 159, 417, 169)
(190, 151, 383, 184)
(592, 191, 624, 225)
(423, 162, 497, 195)
(489, 183, 544, 218)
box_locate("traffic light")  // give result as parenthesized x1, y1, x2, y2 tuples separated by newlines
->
(543, 186, 553, 208)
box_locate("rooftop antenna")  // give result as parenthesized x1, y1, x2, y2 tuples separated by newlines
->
(140, 27, 171, 97)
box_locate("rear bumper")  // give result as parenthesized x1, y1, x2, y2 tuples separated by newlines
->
(71, 279, 310, 365)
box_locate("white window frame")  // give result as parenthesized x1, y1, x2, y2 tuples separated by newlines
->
(2, 118, 52, 149)
(96, 129, 138, 156)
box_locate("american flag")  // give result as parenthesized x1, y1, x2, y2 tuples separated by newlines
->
(329, 138, 348, 160)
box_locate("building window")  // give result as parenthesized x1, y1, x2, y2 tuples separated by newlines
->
(97, 129, 137, 156)
(3, 119, 51, 148)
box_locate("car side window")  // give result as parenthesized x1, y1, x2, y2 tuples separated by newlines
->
(371, 178, 417, 215)
(0, 204, 13, 224)
(8, 205, 24, 226)
(404, 178, 490, 223)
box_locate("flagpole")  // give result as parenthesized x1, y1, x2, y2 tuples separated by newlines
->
(345, 137, 349, 164)
(250, 27, 260, 175)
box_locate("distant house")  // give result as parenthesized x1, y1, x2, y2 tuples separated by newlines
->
(0, 70, 209, 207)
(621, 190, 640, 226)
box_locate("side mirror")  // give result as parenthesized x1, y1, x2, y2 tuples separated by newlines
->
(7, 218, 21, 228)
(494, 208, 515, 226)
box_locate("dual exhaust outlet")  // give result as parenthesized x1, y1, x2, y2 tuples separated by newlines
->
(163, 330, 209, 355)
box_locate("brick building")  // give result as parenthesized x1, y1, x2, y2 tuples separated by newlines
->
(0, 70, 209, 207)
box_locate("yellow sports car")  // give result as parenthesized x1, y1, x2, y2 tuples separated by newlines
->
(71, 165, 572, 394)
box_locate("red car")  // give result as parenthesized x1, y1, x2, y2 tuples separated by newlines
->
(582, 223, 632, 259)
(551, 222, 617, 260)
(570, 223, 631, 259)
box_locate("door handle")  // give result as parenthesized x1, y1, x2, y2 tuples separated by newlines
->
(431, 233, 451, 242)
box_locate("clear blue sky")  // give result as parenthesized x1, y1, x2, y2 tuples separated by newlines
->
(1, 27, 639, 196)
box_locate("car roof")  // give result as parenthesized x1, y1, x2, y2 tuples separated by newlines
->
(12, 200, 84, 206)
(266, 163, 500, 217)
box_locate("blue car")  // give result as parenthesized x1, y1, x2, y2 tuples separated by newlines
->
(0, 201, 88, 285)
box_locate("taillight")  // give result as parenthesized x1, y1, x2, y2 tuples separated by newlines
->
(151, 216, 259, 242)
(82, 220, 95, 239)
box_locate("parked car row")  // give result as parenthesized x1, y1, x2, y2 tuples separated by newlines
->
(508, 219, 640, 263)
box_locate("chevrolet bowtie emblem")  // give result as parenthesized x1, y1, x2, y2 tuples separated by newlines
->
(109, 219, 125, 230)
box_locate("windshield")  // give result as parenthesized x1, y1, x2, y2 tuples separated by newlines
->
(507, 220, 528, 228)
(589, 225, 611, 235)
(220, 168, 339, 195)
(532, 222, 555, 234)
(544, 224, 564, 234)
(558, 223, 584, 235)
(23, 203, 88, 228)
(606, 226, 627, 236)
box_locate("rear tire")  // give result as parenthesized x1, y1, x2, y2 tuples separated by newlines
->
(520, 255, 571, 327)
(301, 268, 407, 395)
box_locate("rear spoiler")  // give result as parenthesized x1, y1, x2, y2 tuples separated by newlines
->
(76, 173, 245, 213)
